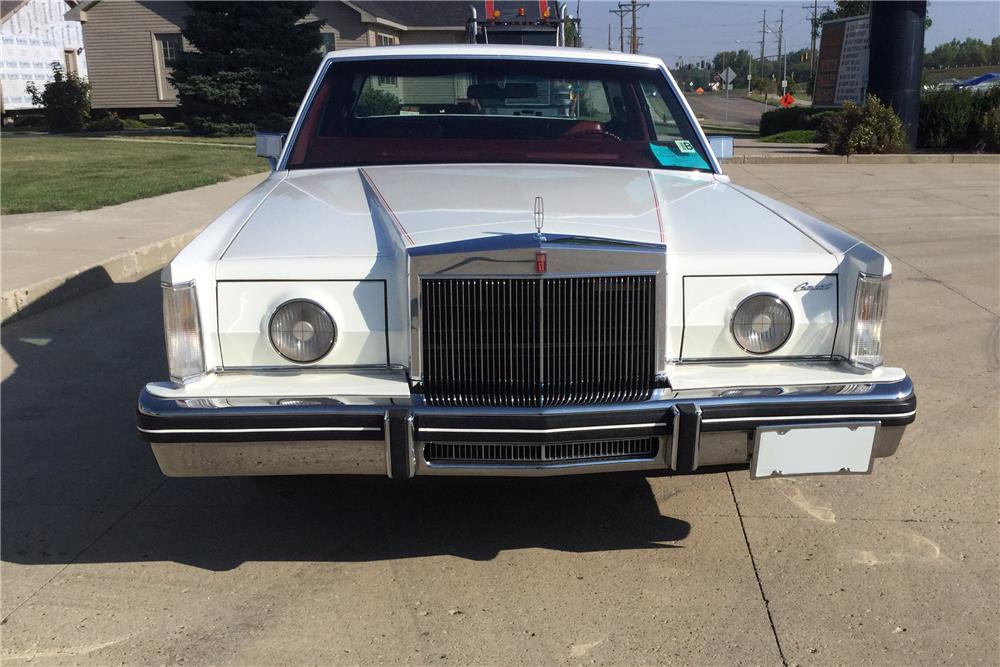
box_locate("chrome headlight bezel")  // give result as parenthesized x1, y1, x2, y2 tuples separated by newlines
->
(850, 273, 890, 369)
(730, 293, 794, 355)
(267, 299, 337, 364)
(162, 281, 205, 384)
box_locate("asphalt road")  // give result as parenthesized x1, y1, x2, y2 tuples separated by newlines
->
(684, 91, 769, 128)
(2, 163, 998, 665)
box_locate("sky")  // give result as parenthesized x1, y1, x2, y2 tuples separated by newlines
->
(576, 0, 1000, 65)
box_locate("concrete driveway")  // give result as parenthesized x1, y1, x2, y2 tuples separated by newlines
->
(2, 163, 997, 665)
(684, 91, 766, 127)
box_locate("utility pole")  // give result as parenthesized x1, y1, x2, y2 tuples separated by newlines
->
(777, 9, 786, 95)
(618, 0, 649, 55)
(804, 0, 819, 91)
(608, 23, 612, 50)
(609, 6, 627, 52)
(758, 9, 767, 111)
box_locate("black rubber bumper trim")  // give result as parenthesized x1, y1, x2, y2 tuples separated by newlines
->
(137, 390, 387, 444)
(699, 392, 917, 432)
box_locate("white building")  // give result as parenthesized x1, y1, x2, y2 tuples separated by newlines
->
(1, 0, 87, 112)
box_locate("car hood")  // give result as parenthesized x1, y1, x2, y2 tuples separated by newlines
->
(218, 164, 838, 278)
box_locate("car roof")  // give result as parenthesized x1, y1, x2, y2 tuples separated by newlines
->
(323, 44, 665, 68)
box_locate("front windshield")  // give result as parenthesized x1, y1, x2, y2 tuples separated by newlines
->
(286, 58, 713, 172)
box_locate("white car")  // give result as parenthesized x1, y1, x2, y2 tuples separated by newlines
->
(137, 45, 915, 480)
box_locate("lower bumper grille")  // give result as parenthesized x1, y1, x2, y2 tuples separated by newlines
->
(423, 437, 659, 466)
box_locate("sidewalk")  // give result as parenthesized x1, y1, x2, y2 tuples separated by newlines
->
(2, 173, 267, 322)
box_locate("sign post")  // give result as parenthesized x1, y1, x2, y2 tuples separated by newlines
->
(721, 66, 736, 121)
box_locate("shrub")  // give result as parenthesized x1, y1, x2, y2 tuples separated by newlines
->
(25, 63, 91, 133)
(356, 88, 401, 117)
(919, 89, 980, 150)
(759, 106, 828, 137)
(83, 111, 125, 131)
(255, 112, 294, 133)
(981, 107, 1000, 152)
(122, 117, 148, 130)
(820, 95, 907, 156)
(184, 117, 256, 136)
(919, 87, 1000, 151)
(758, 129, 818, 143)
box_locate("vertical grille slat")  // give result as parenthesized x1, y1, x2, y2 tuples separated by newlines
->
(422, 275, 655, 407)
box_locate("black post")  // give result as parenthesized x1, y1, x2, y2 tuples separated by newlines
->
(867, 0, 927, 149)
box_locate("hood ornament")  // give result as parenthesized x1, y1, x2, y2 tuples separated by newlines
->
(534, 196, 545, 240)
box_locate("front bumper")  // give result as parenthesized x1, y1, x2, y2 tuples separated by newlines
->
(137, 376, 916, 478)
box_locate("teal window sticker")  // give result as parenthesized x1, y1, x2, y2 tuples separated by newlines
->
(649, 141, 711, 170)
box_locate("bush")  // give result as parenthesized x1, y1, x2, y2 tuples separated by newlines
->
(184, 117, 256, 136)
(83, 112, 125, 131)
(820, 95, 907, 156)
(759, 106, 828, 137)
(356, 88, 401, 117)
(919, 87, 1000, 151)
(758, 129, 818, 143)
(255, 112, 294, 133)
(25, 63, 91, 133)
(981, 107, 1000, 152)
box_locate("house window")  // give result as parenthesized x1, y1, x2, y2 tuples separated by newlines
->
(375, 34, 399, 85)
(158, 33, 182, 66)
(320, 33, 336, 53)
(63, 49, 78, 75)
(153, 33, 183, 102)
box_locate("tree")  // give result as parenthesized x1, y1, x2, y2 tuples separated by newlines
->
(820, 1, 931, 30)
(25, 63, 91, 133)
(819, 1, 870, 23)
(170, 2, 323, 136)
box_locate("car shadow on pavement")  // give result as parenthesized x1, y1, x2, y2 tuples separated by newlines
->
(1, 274, 690, 572)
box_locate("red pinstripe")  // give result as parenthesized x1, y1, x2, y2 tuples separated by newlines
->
(359, 168, 415, 246)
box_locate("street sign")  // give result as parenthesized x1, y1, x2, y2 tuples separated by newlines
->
(780, 92, 796, 108)
(721, 67, 737, 84)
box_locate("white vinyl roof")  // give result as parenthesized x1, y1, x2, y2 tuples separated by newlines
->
(323, 44, 665, 68)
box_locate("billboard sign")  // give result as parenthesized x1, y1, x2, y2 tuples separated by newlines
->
(814, 15, 871, 108)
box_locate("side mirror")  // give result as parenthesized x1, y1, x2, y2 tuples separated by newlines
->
(707, 135, 734, 160)
(256, 132, 286, 170)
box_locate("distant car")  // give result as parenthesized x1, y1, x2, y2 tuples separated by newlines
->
(137, 45, 915, 480)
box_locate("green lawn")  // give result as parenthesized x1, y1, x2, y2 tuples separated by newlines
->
(1, 135, 268, 214)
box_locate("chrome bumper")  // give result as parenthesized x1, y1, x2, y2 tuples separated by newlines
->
(137, 376, 916, 478)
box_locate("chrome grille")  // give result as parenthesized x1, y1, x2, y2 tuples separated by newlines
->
(421, 275, 656, 407)
(423, 437, 659, 465)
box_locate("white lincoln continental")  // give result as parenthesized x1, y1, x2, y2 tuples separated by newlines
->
(137, 45, 916, 480)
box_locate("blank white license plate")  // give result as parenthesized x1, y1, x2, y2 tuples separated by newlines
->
(751, 422, 878, 479)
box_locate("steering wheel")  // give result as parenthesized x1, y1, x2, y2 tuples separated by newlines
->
(560, 128, 624, 142)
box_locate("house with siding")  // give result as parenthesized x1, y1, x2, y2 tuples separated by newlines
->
(65, 0, 470, 114)
(1, 0, 87, 112)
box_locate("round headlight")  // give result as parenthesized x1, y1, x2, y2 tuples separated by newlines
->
(731, 294, 793, 354)
(268, 300, 336, 363)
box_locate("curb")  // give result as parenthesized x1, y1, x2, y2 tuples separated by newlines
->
(1, 230, 199, 325)
(728, 153, 1000, 165)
